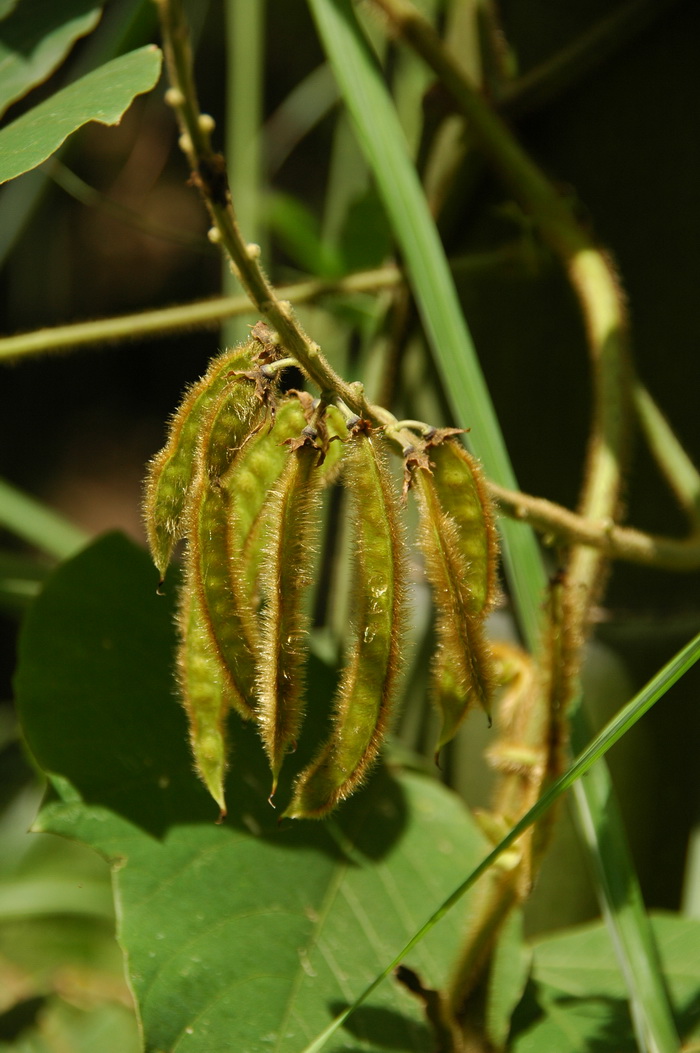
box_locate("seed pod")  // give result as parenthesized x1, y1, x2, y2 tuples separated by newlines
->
(425, 433, 498, 615)
(184, 372, 270, 720)
(176, 582, 233, 816)
(283, 426, 406, 820)
(225, 398, 349, 623)
(255, 434, 324, 794)
(142, 342, 259, 580)
(411, 458, 495, 751)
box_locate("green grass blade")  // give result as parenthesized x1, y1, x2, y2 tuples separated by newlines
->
(300, 629, 700, 1053)
(307, 0, 546, 646)
(0, 478, 88, 559)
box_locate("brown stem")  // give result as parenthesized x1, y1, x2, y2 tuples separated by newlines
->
(489, 481, 700, 572)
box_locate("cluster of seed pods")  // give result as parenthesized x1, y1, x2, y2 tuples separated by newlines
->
(143, 329, 498, 819)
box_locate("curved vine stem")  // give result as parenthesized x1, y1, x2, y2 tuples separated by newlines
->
(489, 481, 700, 572)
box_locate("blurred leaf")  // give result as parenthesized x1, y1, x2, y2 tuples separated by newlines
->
(337, 188, 392, 273)
(265, 190, 344, 277)
(0, 0, 103, 121)
(0, 1000, 140, 1053)
(510, 914, 700, 1052)
(15, 533, 493, 1053)
(0, 2, 19, 24)
(0, 45, 162, 184)
(0, 877, 112, 922)
(486, 907, 531, 1049)
(0, 551, 46, 615)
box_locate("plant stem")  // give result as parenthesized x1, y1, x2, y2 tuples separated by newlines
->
(155, 0, 375, 422)
(489, 481, 700, 571)
(634, 379, 700, 526)
(0, 249, 520, 363)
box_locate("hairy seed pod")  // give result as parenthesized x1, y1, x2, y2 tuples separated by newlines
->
(283, 427, 406, 820)
(412, 462, 495, 751)
(225, 399, 349, 623)
(256, 435, 324, 794)
(223, 397, 306, 634)
(176, 583, 233, 816)
(186, 480, 260, 720)
(184, 372, 270, 720)
(426, 434, 498, 615)
(142, 342, 259, 580)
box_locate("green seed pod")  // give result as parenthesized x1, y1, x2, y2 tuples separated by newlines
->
(255, 435, 324, 795)
(224, 398, 349, 623)
(186, 478, 260, 720)
(176, 582, 233, 816)
(283, 427, 407, 820)
(223, 397, 306, 631)
(412, 461, 495, 751)
(425, 433, 498, 615)
(183, 366, 272, 720)
(142, 342, 258, 580)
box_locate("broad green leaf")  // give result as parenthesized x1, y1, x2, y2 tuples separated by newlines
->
(15, 533, 490, 1053)
(0, 45, 162, 184)
(510, 914, 700, 1052)
(0, 0, 103, 121)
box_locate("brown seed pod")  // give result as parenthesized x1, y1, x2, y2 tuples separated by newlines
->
(142, 342, 259, 581)
(283, 426, 407, 820)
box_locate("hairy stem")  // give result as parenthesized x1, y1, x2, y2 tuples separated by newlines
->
(155, 0, 374, 422)
(489, 481, 700, 572)
(0, 251, 519, 363)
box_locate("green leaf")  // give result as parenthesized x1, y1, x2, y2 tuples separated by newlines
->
(0, 0, 103, 121)
(337, 188, 393, 274)
(15, 533, 490, 1053)
(0, 45, 162, 184)
(510, 914, 700, 1052)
